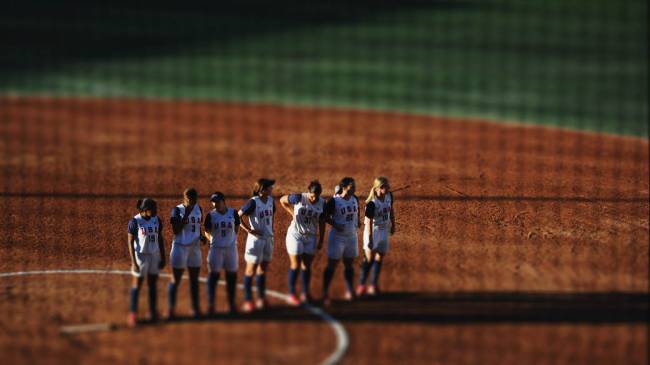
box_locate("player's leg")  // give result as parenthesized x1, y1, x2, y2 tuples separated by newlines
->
(368, 232, 388, 295)
(300, 253, 314, 303)
(147, 274, 159, 322)
(146, 253, 161, 321)
(369, 251, 386, 295)
(242, 236, 261, 312)
(256, 260, 270, 309)
(341, 234, 359, 300)
(323, 230, 342, 304)
(127, 270, 144, 327)
(287, 253, 301, 305)
(225, 245, 239, 314)
(357, 248, 375, 296)
(187, 241, 203, 317)
(168, 268, 184, 319)
(322, 258, 339, 305)
(255, 237, 274, 309)
(342, 257, 356, 301)
(167, 243, 187, 319)
(286, 231, 302, 304)
(206, 248, 221, 315)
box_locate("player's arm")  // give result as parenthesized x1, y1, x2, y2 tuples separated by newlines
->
(317, 212, 326, 250)
(199, 207, 208, 244)
(389, 192, 396, 235)
(127, 219, 139, 272)
(158, 218, 166, 269)
(323, 197, 339, 229)
(170, 207, 184, 235)
(355, 195, 361, 229)
(203, 213, 213, 243)
(364, 202, 375, 249)
(234, 210, 241, 234)
(279, 195, 294, 216)
(238, 199, 260, 237)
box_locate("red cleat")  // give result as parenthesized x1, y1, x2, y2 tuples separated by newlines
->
(286, 294, 301, 307)
(300, 292, 312, 304)
(126, 312, 137, 328)
(241, 300, 254, 313)
(356, 284, 366, 297)
(255, 298, 269, 310)
(344, 290, 355, 301)
(367, 285, 379, 296)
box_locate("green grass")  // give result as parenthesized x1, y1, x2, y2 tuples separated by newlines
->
(1, 0, 647, 136)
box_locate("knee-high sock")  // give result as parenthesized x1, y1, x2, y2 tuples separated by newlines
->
(147, 279, 157, 316)
(359, 259, 372, 285)
(226, 272, 237, 307)
(243, 275, 253, 301)
(322, 266, 335, 296)
(301, 269, 311, 295)
(190, 278, 200, 311)
(344, 267, 355, 293)
(167, 282, 177, 311)
(288, 268, 299, 295)
(207, 272, 220, 307)
(129, 287, 139, 313)
(371, 260, 383, 287)
(256, 274, 266, 299)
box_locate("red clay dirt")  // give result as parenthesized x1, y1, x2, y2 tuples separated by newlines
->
(0, 96, 648, 365)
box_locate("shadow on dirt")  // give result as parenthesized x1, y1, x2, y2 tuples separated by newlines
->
(130, 291, 647, 328)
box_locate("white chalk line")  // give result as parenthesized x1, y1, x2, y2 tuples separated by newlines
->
(0, 269, 348, 365)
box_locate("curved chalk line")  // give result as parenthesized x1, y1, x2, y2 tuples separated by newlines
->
(0, 269, 348, 365)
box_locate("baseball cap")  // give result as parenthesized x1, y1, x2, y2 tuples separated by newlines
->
(210, 192, 225, 202)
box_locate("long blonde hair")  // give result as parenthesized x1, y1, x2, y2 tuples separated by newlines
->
(366, 176, 389, 203)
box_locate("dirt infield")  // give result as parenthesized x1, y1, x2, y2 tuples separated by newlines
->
(0, 97, 648, 364)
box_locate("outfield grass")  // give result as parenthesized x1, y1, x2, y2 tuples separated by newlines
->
(1, 0, 647, 136)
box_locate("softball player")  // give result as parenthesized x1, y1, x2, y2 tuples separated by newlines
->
(357, 177, 395, 296)
(127, 198, 165, 327)
(204, 192, 240, 315)
(279, 180, 326, 305)
(239, 178, 276, 312)
(321, 177, 361, 305)
(167, 187, 204, 319)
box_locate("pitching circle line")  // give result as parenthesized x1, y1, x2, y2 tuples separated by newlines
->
(0, 269, 349, 365)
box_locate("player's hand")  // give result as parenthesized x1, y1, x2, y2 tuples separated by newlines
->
(249, 229, 264, 238)
(182, 217, 190, 224)
(368, 240, 374, 250)
(131, 262, 140, 273)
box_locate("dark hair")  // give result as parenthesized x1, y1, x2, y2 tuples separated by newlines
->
(339, 177, 355, 189)
(308, 180, 322, 195)
(137, 198, 157, 212)
(252, 178, 275, 197)
(184, 187, 198, 200)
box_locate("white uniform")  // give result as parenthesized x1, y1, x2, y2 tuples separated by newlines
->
(129, 214, 162, 277)
(326, 195, 359, 259)
(285, 193, 325, 255)
(170, 204, 203, 269)
(205, 207, 239, 272)
(242, 196, 275, 264)
(363, 193, 392, 253)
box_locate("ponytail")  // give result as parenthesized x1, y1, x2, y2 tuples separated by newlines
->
(366, 176, 389, 203)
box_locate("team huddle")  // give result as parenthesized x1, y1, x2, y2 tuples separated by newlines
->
(126, 176, 395, 326)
